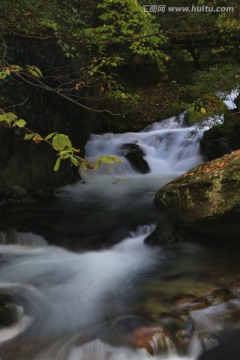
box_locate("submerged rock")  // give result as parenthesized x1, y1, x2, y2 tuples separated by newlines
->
(0, 293, 21, 327)
(198, 330, 240, 360)
(155, 150, 240, 239)
(120, 143, 150, 174)
(144, 216, 184, 246)
(129, 325, 174, 355)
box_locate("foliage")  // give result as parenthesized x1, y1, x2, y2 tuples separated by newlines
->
(0, 110, 122, 171)
(83, 0, 168, 71)
(181, 64, 240, 104)
(185, 93, 228, 124)
(0, 0, 240, 177)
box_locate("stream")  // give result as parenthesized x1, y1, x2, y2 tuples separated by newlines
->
(0, 95, 240, 360)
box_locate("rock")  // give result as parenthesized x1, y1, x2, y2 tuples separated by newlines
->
(173, 294, 199, 309)
(184, 289, 235, 312)
(144, 216, 184, 246)
(234, 94, 240, 110)
(120, 143, 150, 174)
(129, 325, 174, 355)
(0, 293, 21, 327)
(159, 313, 194, 353)
(31, 187, 55, 201)
(154, 150, 240, 239)
(12, 186, 27, 200)
(200, 137, 232, 161)
(185, 93, 227, 125)
(198, 330, 240, 360)
(200, 110, 240, 161)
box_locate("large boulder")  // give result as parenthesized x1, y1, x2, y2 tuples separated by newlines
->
(155, 150, 240, 239)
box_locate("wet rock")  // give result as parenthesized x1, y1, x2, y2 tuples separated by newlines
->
(120, 143, 150, 174)
(200, 137, 232, 161)
(159, 313, 194, 354)
(31, 187, 55, 201)
(201, 110, 240, 161)
(174, 289, 235, 313)
(155, 150, 240, 240)
(229, 281, 240, 297)
(144, 216, 184, 246)
(0, 293, 21, 327)
(129, 325, 174, 355)
(204, 289, 235, 306)
(198, 330, 240, 360)
(234, 94, 240, 110)
(12, 186, 27, 200)
(173, 294, 199, 309)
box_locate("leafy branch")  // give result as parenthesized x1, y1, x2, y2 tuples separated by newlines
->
(0, 65, 122, 172)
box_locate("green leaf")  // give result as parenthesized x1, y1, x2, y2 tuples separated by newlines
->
(99, 155, 122, 164)
(10, 65, 21, 73)
(54, 157, 61, 171)
(24, 133, 35, 140)
(45, 132, 57, 141)
(15, 119, 27, 128)
(94, 160, 101, 169)
(59, 150, 71, 159)
(70, 156, 79, 167)
(0, 112, 17, 124)
(52, 134, 72, 151)
(80, 162, 88, 170)
(26, 65, 43, 78)
(0, 71, 7, 79)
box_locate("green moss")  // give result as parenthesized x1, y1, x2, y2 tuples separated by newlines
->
(185, 93, 227, 125)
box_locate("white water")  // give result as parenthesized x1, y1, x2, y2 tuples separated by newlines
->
(83, 114, 203, 180)
(0, 97, 238, 359)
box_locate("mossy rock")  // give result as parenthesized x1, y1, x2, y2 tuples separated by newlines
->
(155, 150, 240, 240)
(0, 293, 21, 327)
(185, 93, 227, 125)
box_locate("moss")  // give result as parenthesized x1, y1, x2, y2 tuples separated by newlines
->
(154, 150, 240, 239)
(185, 93, 227, 125)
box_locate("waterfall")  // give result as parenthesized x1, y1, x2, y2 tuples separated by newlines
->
(0, 95, 238, 359)
(0, 229, 47, 247)
(83, 115, 203, 179)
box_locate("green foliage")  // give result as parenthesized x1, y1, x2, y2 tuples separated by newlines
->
(83, 0, 168, 71)
(0, 111, 122, 172)
(185, 93, 228, 125)
(181, 64, 240, 104)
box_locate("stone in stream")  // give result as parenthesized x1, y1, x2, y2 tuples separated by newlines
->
(129, 325, 175, 355)
(0, 293, 21, 327)
(159, 312, 194, 354)
(144, 215, 184, 246)
(102, 315, 175, 356)
(198, 330, 240, 360)
(173, 289, 235, 313)
(119, 143, 150, 174)
(155, 149, 240, 240)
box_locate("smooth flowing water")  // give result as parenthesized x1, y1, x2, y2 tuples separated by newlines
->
(0, 95, 239, 360)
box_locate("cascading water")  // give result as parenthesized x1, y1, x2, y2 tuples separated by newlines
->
(0, 94, 239, 360)
(83, 113, 203, 179)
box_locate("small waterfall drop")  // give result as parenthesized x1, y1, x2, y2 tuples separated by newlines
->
(0, 229, 47, 247)
(83, 114, 203, 179)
